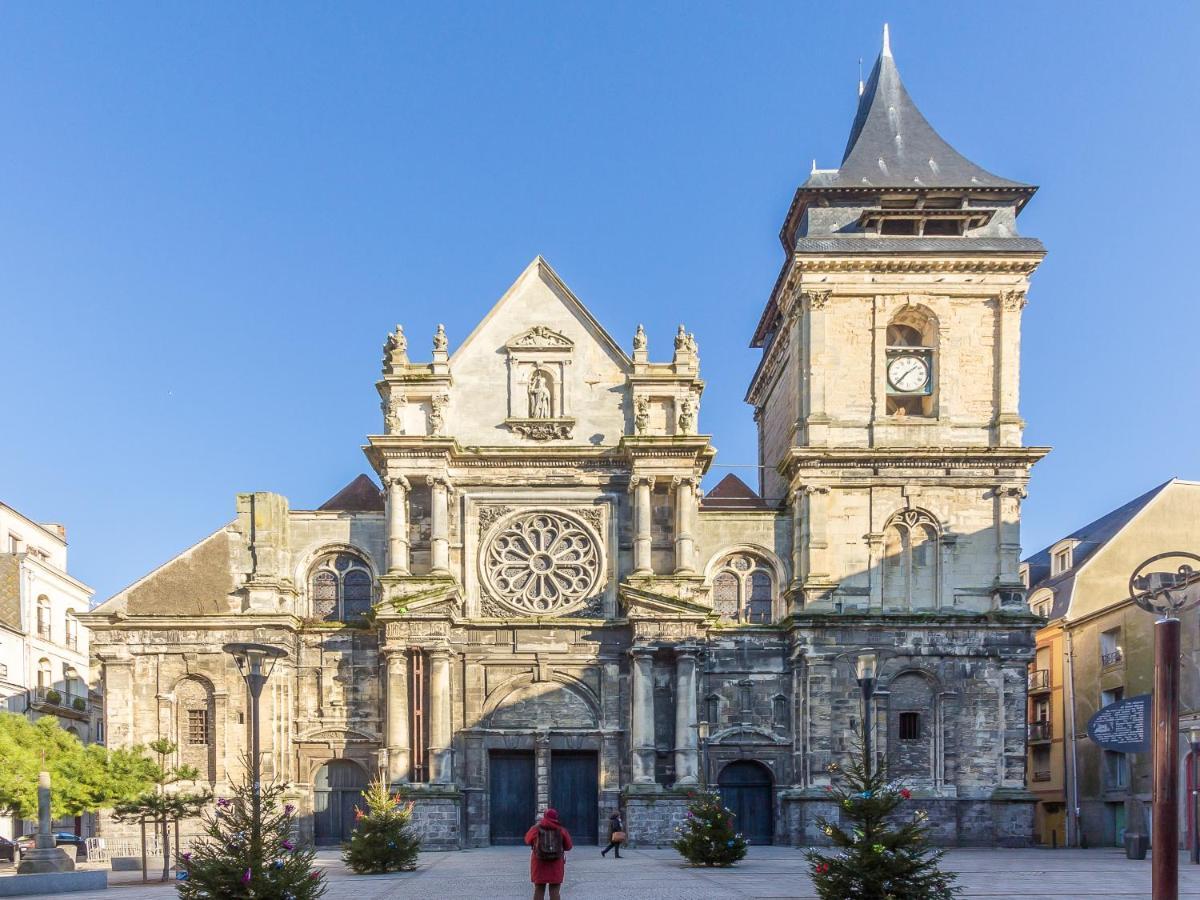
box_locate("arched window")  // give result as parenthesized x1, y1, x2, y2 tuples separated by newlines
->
(880, 509, 940, 610)
(309, 552, 374, 622)
(710, 552, 777, 624)
(64, 611, 79, 651)
(888, 673, 937, 787)
(37, 657, 51, 689)
(885, 307, 937, 417)
(36, 595, 50, 639)
(176, 677, 216, 782)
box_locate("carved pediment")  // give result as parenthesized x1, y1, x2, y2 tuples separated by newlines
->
(620, 583, 714, 620)
(507, 325, 574, 349)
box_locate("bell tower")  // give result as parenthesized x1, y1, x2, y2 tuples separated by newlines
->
(748, 26, 1049, 614)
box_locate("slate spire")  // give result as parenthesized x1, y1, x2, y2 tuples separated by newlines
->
(828, 25, 1027, 189)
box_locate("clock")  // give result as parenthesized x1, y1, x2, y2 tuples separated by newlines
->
(887, 354, 930, 393)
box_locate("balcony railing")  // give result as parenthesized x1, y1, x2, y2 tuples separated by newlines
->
(1101, 648, 1124, 667)
(1032, 770, 1052, 782)
(31, 687, 90, 716)
(1028, 669, 1050, 692)
(1028, 721, 1052, 742)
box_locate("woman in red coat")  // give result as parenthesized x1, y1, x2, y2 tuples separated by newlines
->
(524, 807, 573, 900)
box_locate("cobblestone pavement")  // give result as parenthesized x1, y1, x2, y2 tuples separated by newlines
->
(7, 846, 1200, 898)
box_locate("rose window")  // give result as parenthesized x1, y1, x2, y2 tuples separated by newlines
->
(482, 511, 601, 615)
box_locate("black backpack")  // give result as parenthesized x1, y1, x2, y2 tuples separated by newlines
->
(536, 824, 563, 861)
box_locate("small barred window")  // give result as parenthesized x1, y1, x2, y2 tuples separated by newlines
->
(898, 711, 921, 741)
(187, 708, 210, 746)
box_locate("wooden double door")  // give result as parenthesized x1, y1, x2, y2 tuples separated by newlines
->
(313, 760, 367, 846)
(489, 750, 598, 846)
(718, 760, 774, 845)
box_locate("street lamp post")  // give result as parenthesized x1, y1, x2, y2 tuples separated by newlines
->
(1128, 552, 1200, 900)
(224, 642, 287, 869)
(855, 651, 879, 778)
(694, 721, 711, 789)
(1190, 726, 1200, 865)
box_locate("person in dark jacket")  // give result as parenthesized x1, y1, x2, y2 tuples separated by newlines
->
(600, 808, 624, 858)
(525, 807, 573, 900)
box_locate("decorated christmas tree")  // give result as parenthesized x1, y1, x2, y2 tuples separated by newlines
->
(805, 743, 958, 899)
(342, 777, 421, 874)
(671, 791, 748, 867)
(177, 775, 325, 899)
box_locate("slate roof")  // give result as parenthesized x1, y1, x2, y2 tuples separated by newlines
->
(811, 27, 1030, 191)
(1024, 479, 1173, 620)
(701, 474, 772, 511)
(318, 474, 384, 512)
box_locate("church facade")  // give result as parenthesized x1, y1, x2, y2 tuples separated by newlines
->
(84, 34, 1048, 850)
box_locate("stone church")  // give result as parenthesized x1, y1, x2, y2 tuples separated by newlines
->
(84, 32, 1047, 849)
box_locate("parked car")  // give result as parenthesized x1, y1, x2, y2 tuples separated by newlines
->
(0, 835, 15, 864)
(15, 832, 86, 860)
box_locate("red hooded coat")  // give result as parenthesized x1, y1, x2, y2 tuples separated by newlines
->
(525, 809, 573, 885)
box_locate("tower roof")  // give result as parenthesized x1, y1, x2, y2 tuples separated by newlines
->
(809, 25, 1029, 191)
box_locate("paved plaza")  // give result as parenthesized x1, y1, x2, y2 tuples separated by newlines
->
(7, 846, 1200, 899)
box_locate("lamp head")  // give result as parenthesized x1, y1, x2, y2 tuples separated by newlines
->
(1190, 724, 1200, 746)
(223, 642, 287, 683)
(696, 721, 711, 741)
(855, 650, 878, 683)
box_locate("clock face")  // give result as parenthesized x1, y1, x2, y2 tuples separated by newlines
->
(887, 355, 929, 393)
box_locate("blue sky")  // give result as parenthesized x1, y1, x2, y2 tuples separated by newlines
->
(2, 3, 1196, 601)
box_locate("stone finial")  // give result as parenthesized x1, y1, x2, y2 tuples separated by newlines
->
(674, 324, 687, 353)
(433, 324, 448, 352)
(383, 324, 408, 370)
(633, 324, 647, 352)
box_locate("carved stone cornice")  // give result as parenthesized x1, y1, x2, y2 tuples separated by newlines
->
(804, 289, 832, 311)
(791, 256, 1044, 275)
(781, 446, 1051, 478)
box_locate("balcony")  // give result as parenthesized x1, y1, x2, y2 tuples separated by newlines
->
(1032, 770, 1052, 783)
(1028, 669, 1050, 693)
(30, 687, 90, 720)
(1101, 647, 1124, 668)
(1028, 721, 1052, 743)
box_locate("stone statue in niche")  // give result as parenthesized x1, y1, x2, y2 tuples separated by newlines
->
(528, 371, 552, 419)
(429, 394, 447, 436)
(385, 393, 407, 434)
(678, 396, 695, 435)
(634, 396, 649, 435)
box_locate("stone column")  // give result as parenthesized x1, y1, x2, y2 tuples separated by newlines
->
(630, 646, 656, 784)
(427, 647, 453, 783)
(802, 289, 832, 445)
(672, 477, 698, 575)
(428, 476, 451, 575)
(996, 290, 1027, 446)
(385, 649, 411, 783)
(800, 484, 831, 586)
(789, 487, 803, 588)
(386, 475, 411, 575)
(673, 646, 700, 785)
(630, 476, 654, 575)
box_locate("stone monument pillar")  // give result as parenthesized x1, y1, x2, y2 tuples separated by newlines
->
(17, 770, 75, 873)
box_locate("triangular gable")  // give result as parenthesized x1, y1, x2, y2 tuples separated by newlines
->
(620, 583, 714, 619)
(451, 257, 632, 371)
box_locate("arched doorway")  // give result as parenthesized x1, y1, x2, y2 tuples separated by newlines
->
(313, 760, 367, 846)
(718, 760, 774, 845)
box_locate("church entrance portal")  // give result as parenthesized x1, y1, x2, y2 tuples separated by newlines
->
(313, 760, 367, 846)
(550, 751, 598, 844)
(718, 760, 774, 845)
(490, 751, 536, 845)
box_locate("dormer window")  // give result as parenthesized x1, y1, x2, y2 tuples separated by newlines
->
(1051, 544, 1074, 576)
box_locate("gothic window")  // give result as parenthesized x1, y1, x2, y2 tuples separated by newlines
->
(885, 307, 936, 417)
(710, 552, 777, 624)
(880, 509, 940, 610)
(481, 511, 601, 616)
(308, 553, 374, 622)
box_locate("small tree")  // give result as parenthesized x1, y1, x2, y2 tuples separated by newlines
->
(178, 775, 325, 900)
(111, 739, 210, 882)
(805, 745, 959, 899)
(342, 777, 420, 874)
(0, 712, 156, 822)
(672, 791, 748, 867)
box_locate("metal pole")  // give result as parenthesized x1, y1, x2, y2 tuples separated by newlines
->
(1192, 739, 1200, 865)
(1153, 618, 1180, 900)
(249, 674, 264, 878)
(861, 678, 874, 778)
